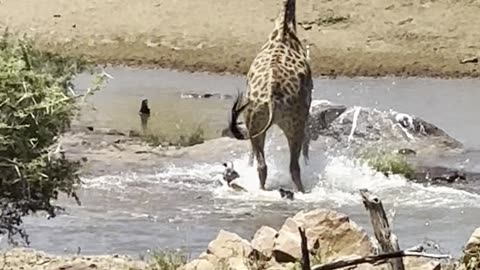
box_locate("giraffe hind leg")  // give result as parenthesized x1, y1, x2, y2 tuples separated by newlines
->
(279, 122, 306, 193)
(250, 133, 267, 190)
(302, 123, 310, 165)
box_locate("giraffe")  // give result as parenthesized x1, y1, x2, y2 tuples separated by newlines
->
(229, 0, 313, 193)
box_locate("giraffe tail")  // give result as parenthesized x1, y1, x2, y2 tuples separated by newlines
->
(229, 91, 250, 140)
(228, 92, 275, 140)
(248, 100, 275, 139)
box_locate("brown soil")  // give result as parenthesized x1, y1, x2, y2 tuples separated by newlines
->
(0, 0, 479, 78)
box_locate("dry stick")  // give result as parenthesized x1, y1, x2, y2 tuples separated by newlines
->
(300, 189, 451, 270)
(311, 251, 450, 270)
(298, 227, 311, 270)
(360, 188, 405, 270)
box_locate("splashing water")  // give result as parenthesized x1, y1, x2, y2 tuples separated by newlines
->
(82, 138, 480, 211)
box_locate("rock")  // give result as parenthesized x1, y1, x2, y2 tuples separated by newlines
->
(306, 99, 462, 155)
(265, 261, 298, 270)
(0, 248, 148, 270)
(181, 257, 216, 270)
(273, 218, 303, 262)
(460, 56, 478, 64)
(273, 209, 374, 263)
(404, 256, 442, 270)
(251, 226, 278, 259)
(207, 230, 253, 259)
(465, 227, 480, 250)
(456, 228, 480, 270)
(225, 257, 251, 270)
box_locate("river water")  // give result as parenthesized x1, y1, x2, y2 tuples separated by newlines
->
(15, 67, 480, 259)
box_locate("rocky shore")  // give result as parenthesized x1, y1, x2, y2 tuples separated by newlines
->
(1, 208, 478, 270)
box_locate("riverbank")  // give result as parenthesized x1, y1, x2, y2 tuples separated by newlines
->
(0, 0, 479, 78)
(1, 208, 478, 270)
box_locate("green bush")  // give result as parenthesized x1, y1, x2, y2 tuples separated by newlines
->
(147, 249, 188, 270)
(0, 31, 101, 245)
(360, 149, 416, 180)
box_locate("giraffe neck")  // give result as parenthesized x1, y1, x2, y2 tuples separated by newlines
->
(272, 0, 296, 42)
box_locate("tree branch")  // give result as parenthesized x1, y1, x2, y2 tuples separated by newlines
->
(311, 250, 451, 270)
(299, 227, 311, 270)
(360, 188, 405, 270)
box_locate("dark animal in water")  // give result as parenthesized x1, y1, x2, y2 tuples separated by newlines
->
(279, 188, 294, 200)
(139, 99, 151, 132)
(222, 161, 240, 184)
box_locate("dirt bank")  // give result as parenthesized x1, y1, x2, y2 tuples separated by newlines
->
(0, 0, 479, 78)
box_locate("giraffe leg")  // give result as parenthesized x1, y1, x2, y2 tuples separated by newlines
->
(281, 126, 306, 193)
(250, 133, 267, 190)
(248, 150, 254, 167)
(302, 122, 310, 165)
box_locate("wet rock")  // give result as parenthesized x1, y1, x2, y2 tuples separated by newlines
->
(413, 165, 470, 184)
(307, 100, 348, 141)
(207, 230, 253, 259)
(306, 99, 462, 158)
(251, 226, 278, 259)
(180, 92, 233, 100)
(273, 209, 374, 263)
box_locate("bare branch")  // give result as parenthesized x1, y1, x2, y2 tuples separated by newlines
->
(299, 227, 311, 270)
(311, 250, 451, 270)
(360, 189, 405, 270)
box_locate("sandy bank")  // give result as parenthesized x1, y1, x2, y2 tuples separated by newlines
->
(0, 0, 479, 78)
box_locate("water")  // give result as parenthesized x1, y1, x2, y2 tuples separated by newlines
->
(15, 67, 480, 259)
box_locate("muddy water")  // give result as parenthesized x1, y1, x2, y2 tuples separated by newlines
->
(16, 67, 480, 258)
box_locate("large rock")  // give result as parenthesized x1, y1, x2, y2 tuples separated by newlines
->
(181, 257, 216, 270)
(207, 229, 253, 259)
(251, 226, 278, 259)
(306, 100, 462, 156)
(465, 227, 480, 251)
(272, 208, 375, 263)
(457, 227, 480, 270)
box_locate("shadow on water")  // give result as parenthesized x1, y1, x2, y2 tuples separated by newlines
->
(15, 67, 480, 258)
